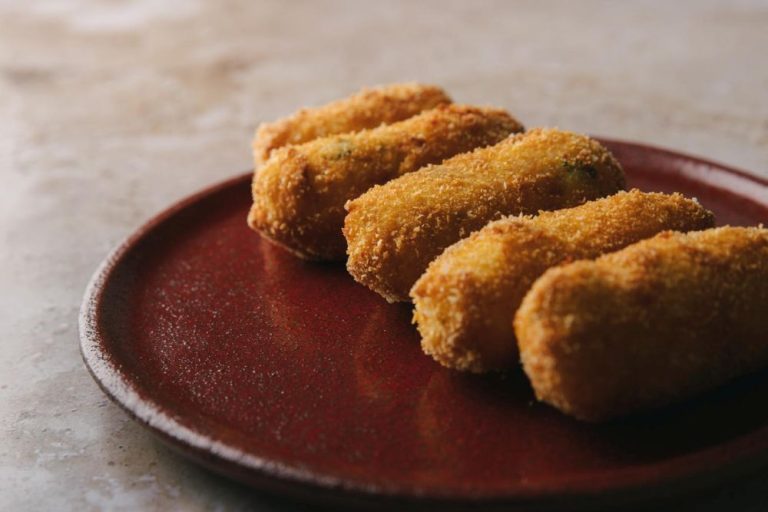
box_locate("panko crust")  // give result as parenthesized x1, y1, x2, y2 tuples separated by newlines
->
(344, 128, 627, 302)
(248, 104, 523, 260)
(412, 190, 714, 373)
(515, 226, 768, 422)
(252, 83, 452, 165)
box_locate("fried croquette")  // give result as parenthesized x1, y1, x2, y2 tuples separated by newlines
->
(514, 226, 768, 422)
(411, 190, 715, 373)
(253, 83, 452, 165)
(248, 104, 523, 260)
(344, 128, 627, 303)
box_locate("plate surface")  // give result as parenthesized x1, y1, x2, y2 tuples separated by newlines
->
(80, 139, 768, 510)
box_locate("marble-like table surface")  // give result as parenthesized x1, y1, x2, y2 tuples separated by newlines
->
(1, 1, 766, 510)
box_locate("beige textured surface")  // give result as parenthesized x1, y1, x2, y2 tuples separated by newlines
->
(1, 1, 766, 510)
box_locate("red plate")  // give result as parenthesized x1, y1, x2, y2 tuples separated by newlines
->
(80, 139, 768, 510)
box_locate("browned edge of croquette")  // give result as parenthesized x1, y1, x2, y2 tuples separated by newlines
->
(252, 83, 453, 164)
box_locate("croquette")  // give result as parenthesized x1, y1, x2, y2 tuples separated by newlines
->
(253, 83, 452, 165)
(515, 226, 768, 421)
(411, 190, 715, 373)
(344, 128, 627, 302)
(248, 104, 523, 260)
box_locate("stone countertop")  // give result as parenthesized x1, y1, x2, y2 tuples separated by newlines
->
(1, 1, 766, 510)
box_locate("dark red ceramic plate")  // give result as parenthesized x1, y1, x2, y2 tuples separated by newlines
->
(80, 139, 768, 510)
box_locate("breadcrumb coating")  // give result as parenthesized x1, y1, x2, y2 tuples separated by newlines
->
(248, 104, 523, 260)
(515, 226, 768, 422)
(412, 190, 715, 373)
(252, 83, 452, 165)
(344, 128, 627, 302)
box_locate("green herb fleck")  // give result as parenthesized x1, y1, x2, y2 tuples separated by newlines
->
(561, 159, 597, 179)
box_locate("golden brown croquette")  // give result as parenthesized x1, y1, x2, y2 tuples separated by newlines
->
(248, 104, 523, 260)
(515, 227, 768, 422)
(344, 128, 627, 302)
(253, 83, 452, 165)
(412, 190, 715, 373)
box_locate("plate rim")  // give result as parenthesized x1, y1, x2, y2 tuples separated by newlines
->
(79, 138, 768, 509)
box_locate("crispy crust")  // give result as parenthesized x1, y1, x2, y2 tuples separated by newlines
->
(344, 128, 627, 302)
(411, 190, 715, 373)
(514, 227, 768, 422)
(248, 104, 523, 260)
(252, 83, 452, 165)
